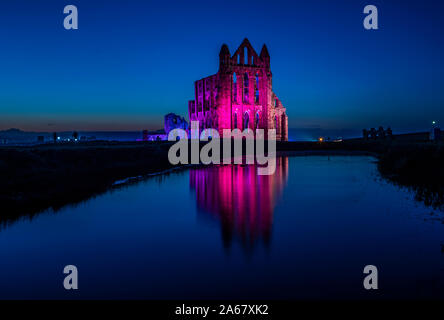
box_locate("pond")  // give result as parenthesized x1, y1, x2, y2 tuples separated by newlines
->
(1, 156, 443, 299)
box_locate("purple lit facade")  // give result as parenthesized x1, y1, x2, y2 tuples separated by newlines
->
(188, 39, 288, 141)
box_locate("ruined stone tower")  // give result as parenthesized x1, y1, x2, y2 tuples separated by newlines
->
(188, 38, 288, 141)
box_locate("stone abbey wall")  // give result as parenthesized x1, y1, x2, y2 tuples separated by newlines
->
(188, 39, 288, 141)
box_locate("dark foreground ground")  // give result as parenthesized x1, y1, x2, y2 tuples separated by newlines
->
(0, 141, 175, 225)
(1, 136, 443, 226)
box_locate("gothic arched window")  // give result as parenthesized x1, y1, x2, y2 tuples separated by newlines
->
(244, 73, 249, 103)
(234, 112, 237, 129)
(275, 115, 279, 131)
(255, 73, 259, 103)
(255, 112, 260, 129)
(243, 112, 249, 130)
(281, 113, 286, 137)
(244, 47, 248, 65)
(233, 72, 237, 102)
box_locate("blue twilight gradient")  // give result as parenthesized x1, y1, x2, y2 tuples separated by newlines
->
(0, 0, 443, 132)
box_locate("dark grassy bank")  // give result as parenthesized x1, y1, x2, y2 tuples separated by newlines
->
(281, 138, 444, 211)
(377, 143, 444, 211)
(1, 137, 444, 226)
(0, 141, 176, 226)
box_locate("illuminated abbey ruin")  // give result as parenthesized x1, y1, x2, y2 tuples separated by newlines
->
(188, 39, 288, 141)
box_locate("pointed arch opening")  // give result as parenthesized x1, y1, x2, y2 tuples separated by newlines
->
(234, 112, 238, 129)
(243, 112, 249, 130)
(281, 113, 287, 139)
(255, 73, 259, 103)
(243, 73, 249, 103)
(233, 72, 237, 102)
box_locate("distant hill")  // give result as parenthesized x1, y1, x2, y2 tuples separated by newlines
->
(2, 128, 23, 133)
(1, 128, 44, 134)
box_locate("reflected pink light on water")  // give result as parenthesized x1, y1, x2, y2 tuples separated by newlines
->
(189, 157, 288, 249)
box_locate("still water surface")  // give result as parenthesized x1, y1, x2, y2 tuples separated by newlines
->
(1, 156, 444, 299)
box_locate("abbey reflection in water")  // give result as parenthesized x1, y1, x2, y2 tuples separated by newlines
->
(189, 157, 288, 249)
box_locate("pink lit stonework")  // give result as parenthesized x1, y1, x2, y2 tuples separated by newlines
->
(188, 38, 288, 141)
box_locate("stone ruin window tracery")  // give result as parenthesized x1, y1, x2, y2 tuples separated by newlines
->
(233, 72, 237, 103)
(234, 112, 237, 129)
(188, 39, 288, 141)
(243, 112, 249, 130)
(255, 73, 259, 104)
(243, 73, 249, 103)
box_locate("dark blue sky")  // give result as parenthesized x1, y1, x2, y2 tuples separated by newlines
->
(1, 0, 443, 132)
